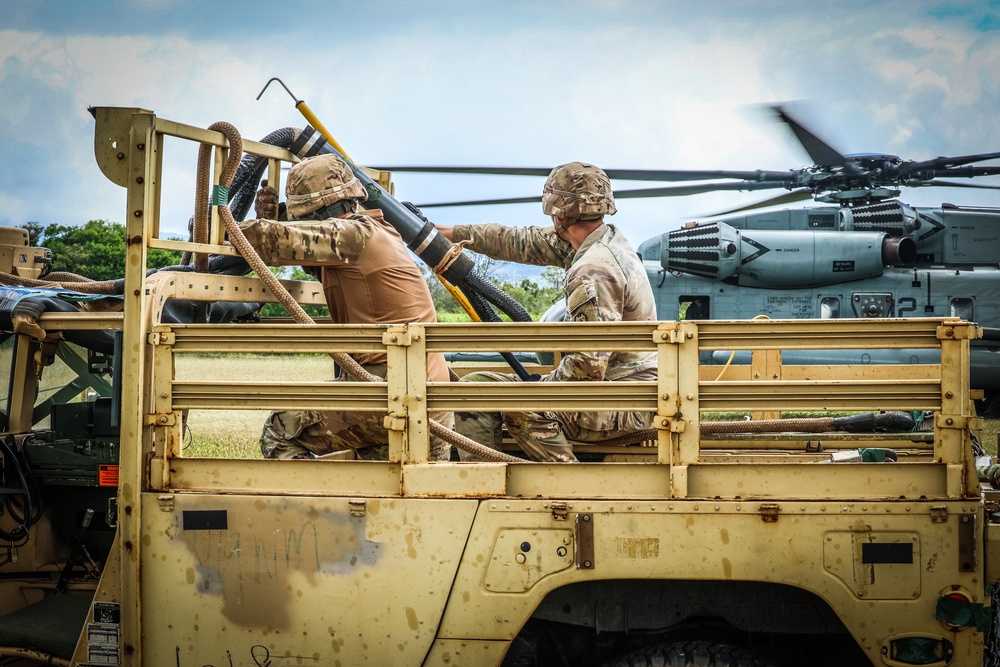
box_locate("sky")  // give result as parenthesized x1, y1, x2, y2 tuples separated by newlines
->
(2, 0, 1000, 269)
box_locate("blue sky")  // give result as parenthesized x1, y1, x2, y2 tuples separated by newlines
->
(2, 0, 999, 253)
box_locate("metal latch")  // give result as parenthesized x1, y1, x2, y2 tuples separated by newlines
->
(930, 505, 948, 523)
(144, 413, 176, 426)
(654, 326, 683, 344)
(349, 499, 366, 518)
(937, 322, 981, 341)
(655, 415, 685, 433)
(759, 503, 781, 522)
(147, 331, 175, 345)
(382, 330, 411, 346)
(157, 495, 174, 512)
(551, 501, 569, 521)
(382, 413, 407, 431)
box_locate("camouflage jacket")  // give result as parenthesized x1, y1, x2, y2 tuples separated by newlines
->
(451, 222, 657, 381)
(241, 211, 448, 381)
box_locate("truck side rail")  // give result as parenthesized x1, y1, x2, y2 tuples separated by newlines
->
(129, 268, 982, 501)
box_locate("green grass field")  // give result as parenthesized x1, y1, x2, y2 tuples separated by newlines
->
(177, 353, 335, 458)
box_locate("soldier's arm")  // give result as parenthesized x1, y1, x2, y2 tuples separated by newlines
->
(439, 223, 572, 268)
(238, 216, 374, 267)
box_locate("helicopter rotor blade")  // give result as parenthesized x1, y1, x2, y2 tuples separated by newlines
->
(612, 181, 792, 199)
(915, 179, 1000, 190)
(916, 166, 1000, 179)
(373, 165, 797, 183)
(373, 166, 551, 177)
(771, 105, 849, 168)
(418, 194, 542, 208)
(904, 151, 1000, 172)
(416, 180, 794, 209)
(701, 189, 814, 218)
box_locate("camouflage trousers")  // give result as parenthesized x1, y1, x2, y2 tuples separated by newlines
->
(259, 364, 453, 461)
(455, 369, 657, 462)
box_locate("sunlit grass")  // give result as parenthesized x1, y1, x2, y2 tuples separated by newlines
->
(176, 353, 335, 459)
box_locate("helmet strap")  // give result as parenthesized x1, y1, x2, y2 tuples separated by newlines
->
(313, 199, 359, 219)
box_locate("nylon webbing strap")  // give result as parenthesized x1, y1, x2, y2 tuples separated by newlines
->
(211, 185, 230, 206)
(291, 126, 328, 159)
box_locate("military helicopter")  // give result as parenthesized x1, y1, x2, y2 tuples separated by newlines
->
(374, 106, 1000, 410)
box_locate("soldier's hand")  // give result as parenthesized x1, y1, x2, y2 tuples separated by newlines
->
(254, 179, 280, 220)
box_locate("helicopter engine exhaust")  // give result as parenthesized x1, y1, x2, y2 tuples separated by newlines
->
(663, 221, 915, 289)
(881, 236, 917, 266)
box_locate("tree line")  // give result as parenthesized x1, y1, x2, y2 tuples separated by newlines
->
(21, 221, 563, 321)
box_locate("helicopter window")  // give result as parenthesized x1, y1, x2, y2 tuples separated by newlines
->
(680, 296, 710, 320)
(820, 298, 840, 319)
(950, 298, 974, 321)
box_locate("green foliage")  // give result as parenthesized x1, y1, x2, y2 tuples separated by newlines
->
(423, 259, 564, 322)
(436, 311, 473, 323)
(258, 266, 330, 319)
(28, 220, 181, 280)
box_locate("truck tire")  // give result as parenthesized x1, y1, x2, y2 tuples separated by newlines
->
(602, 640, 781, 667)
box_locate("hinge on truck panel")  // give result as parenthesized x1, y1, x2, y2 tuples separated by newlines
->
(349, 499, 366, 518)
(759, 503, 781, 522)
(551, 502, 569, 521)
(575, 513, 594, 570)
(930, 506, 948, 523)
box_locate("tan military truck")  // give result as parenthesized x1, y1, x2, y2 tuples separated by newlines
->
(0, 107, 997, 667)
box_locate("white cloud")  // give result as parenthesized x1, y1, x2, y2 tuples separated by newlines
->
(1, 1, 999, 249)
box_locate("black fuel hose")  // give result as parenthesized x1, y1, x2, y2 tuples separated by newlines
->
(0, 435, 42, 546)
(464, 271, 534, 323)
(228, 127, 298, 222)
(462, 282, 539, 381)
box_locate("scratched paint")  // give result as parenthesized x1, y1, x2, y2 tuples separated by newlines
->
(177, 504, 382, 628)
(611, 537, 660, 559)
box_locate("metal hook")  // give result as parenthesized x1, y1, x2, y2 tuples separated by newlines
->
(257, 77, 299, 104)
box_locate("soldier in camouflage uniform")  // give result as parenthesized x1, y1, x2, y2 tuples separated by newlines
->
(436, 162, 657, 462)
(244, 154, 452, 461)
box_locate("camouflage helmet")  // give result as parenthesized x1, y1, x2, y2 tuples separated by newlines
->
(285, 154, 368, 219)
(541, 162, 616, 220)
